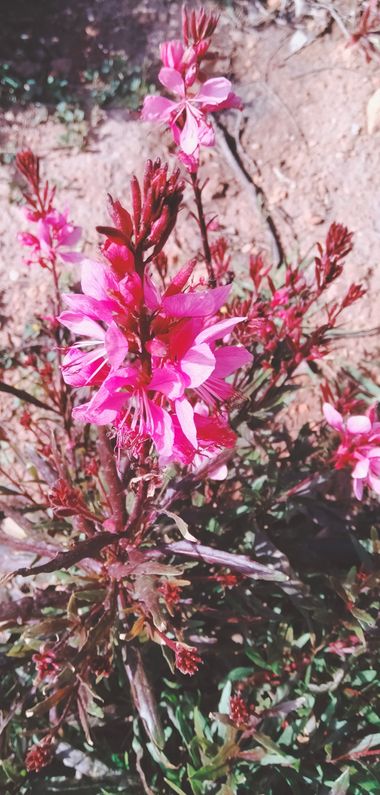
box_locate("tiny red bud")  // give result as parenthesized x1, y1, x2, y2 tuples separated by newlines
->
(175, 644, 202, 675)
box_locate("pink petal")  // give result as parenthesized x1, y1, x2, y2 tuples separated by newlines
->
(160, 40, 184, 69)
(146, 338, 168, 357)
(347, 415, 371, 434)
(73, 384, 126, 425)
(195, 314, 244, 345)
(60, 251, 84, 263)
(180, 105, 200, 155)
(175, 397, 197, 449)
(163, 285, 231, 318)
(323, 403, 344, 432)
(368, 473, 380, 494)
(62, 292, 113, 324)
(147, 401, 174, 458)
(61, 225, 82, 246)
(105, 322, 129, 369)
(181, 343, 216, 388)
(149, 366, 185, 399)
(352, 458, 369, 478)
(212, 346, 253, 378)
(61, 347, 108, 387)
(196, 77, 232, 105)
(368, 447, 380, 458)
(36, 219, 51, 247)
(81, 258, 114, 300)
(144, 272, 161, 311)
(158, 67, 185, 96)
(353, 478, 364, 500)
(141, 95, 176, 122)
(58, 312, 105, 340)
(197, 118, 215, 147)
(208, 463, 228, 481)
(213, 91, 243, 112)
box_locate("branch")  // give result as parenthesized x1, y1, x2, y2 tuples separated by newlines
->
(159, 540, 288, 581)
(97, 428, 126, 532)
(0, 381, 59, 413)
(0, 531, 118, 584)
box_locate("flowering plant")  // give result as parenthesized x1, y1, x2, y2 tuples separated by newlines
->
(1, 7, 380, 795)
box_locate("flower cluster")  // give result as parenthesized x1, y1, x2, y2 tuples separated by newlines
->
(175, 643, 202, 675)
(59, 161, 252, 471)
(349, 0, 380, 62)
(231, 224, 365, 377)
(25, 736, 54, 773)
(159, 580, 182, 612)
(32, 648, 60, 682)
(16, 150, 81, 269)
(229, 694, 251, 726)
(142, 7, 242, 171)
(324, 402, 380, 499)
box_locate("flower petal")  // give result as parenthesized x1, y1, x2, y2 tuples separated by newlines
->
(147, 401, 174, 458)
(352, 457, 369, 479)
(323, 403, 344, 432)
(158, 67, 185, 96)
(180, 106, 200, 155)
(144, 272, 162, 311)
(195, 315, 245, 345)
(141, 95, 176, 121)
(149, 366, 185, 399)
(347, 415, 371, 434)
(163, 285, 231, 318)
(58, 312, 105, 340)
(212, 346, 253, 378)
(105, 322, 129, 369)
(353, 477, 364, 500)
(181, 343, 216, 388)
(81, 258, 114, 300)
(175, 397, 197, 449)
(196, 77, 232, 105)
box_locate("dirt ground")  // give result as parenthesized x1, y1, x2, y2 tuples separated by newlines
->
(1, 1, 380, 418)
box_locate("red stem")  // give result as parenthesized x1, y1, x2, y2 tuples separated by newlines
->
(190, 172, 216, 287)
(97, 427, 126, 532)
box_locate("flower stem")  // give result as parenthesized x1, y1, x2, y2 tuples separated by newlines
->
(97, 427, 126, 532)
(190, 172, 216, 287)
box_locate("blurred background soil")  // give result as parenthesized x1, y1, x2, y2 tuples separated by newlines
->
(1, 0, 380, 427)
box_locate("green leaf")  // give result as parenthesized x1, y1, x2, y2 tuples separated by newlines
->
(342, 733, 380, 758)
(164, 780, 187, 795)
(252, 732, 298, 764)
(329, 768, 350, 795)
(125, 648, 165, 750)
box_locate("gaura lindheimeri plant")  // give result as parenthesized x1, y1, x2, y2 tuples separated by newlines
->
(324, 402, 380, 499)
(2, 6, 380, 794)
(142, 7, 242, 172)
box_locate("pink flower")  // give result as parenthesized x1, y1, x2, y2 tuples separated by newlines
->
(74, 364, 174, 459)
(58, 168, 252, 472)
(324, 402, 380, 499)
(59, 259, 142, 387)
(148, 298, 252, 452)
(142, 67, 242, 170)
(60, 255, 251, 465)
(19, 208, 81, 267)
(326, 634, 361, 658)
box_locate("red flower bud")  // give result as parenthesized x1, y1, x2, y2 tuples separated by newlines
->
(25, 736, 54, 772)
(175, 643, 202, 675)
